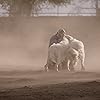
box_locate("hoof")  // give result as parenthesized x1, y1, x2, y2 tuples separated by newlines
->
(69, 68, 75, 72)
(56, 69, 59, 72)
(44, 68, 49, 72)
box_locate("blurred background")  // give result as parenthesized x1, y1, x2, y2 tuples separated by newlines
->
(0, 0, 99, 71)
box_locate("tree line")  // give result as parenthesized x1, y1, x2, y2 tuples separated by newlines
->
(0, 0, 71, 16)
(0, 0, 100, 17)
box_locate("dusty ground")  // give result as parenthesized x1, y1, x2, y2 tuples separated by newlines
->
(0, 70, 100, 100)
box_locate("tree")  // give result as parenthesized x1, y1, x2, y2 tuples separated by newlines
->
(96, 0, 100, 16)
(0, 0, 71, 16)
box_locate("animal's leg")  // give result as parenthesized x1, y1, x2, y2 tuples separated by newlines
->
(44, 58, 51, 72)
(69, 61, 75, 71)
(69, 58, 78, 72)
(79, 53, 85, 71)
(52, 63, 58, 72)
(56, 65, 59, 72)
(45, 59, 55, 72)
(68, 57, 75, 72)
(67, 60, 71, 71)
(44, 64, 49, 72)
(61, 60, 69, 71)
(58, 63, 62, 71)
(80, 58, 85, 71)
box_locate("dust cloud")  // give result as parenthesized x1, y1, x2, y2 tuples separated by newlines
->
(0, 17, 100, 71)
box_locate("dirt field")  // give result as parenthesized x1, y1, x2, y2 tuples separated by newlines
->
(0, 17, 100, 100)
(0, 71, 100, 100)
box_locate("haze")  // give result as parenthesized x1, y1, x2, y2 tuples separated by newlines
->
(0, 17, 99, 71)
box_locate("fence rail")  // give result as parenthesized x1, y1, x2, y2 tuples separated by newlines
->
(32, 12, 96, 16)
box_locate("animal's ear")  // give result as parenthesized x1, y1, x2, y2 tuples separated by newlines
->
(56, 32, 59, 36)
(65, 35, 74, 41)
(57, 28, 66, 34)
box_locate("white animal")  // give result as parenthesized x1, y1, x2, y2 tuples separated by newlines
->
(45, 35, 85, 72)
(45, 36, 69, 72)
(65, 35, 85, 71)
(65, 47, 79, 71)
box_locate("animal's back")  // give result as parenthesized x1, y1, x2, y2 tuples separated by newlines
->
(70, 39, 84, 51)
(48, 37, 69, 64)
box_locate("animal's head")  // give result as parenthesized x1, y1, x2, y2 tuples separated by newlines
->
(56, 28, 66, 41)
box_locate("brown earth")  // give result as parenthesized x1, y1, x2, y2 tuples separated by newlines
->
(0, 71, 100, 100)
